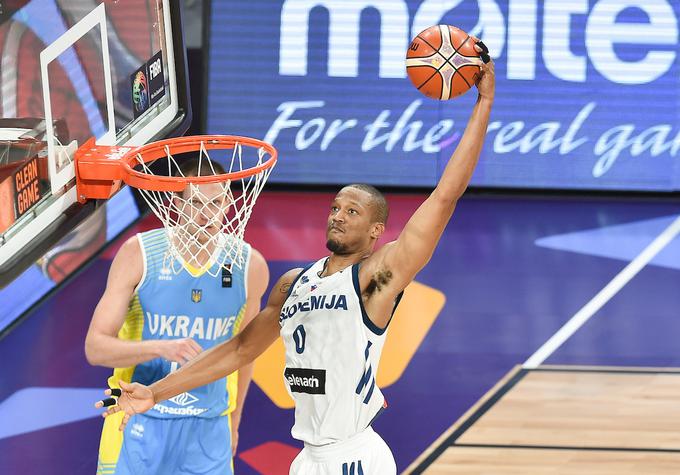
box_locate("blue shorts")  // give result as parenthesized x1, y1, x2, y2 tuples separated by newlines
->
(97, 413, 232, 475)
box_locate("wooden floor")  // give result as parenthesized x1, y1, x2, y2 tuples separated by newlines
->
(424, 447, 680, 474)
(406, 366, 680, 474)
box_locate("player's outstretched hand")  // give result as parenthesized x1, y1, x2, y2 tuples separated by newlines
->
(95, 380, 155, 431)
(470, 36, 495, 101)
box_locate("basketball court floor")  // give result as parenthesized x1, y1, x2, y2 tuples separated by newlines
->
(1, 191, 678, 474)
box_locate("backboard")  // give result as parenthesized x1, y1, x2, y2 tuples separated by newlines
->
(0, 0, 190, 287)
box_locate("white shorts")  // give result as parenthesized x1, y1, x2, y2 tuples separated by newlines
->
(290, 427, 396, 475)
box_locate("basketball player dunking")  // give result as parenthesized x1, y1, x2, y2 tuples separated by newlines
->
(98, 45, 494, 474)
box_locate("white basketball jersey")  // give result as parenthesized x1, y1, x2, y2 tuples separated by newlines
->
(280, 257, 390, 446)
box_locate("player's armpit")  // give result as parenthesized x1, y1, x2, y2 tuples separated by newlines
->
(360, 239, 427, 300)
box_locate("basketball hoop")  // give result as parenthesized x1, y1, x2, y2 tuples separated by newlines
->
(75, 135, 277, 274)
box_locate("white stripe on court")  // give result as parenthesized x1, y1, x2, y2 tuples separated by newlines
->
(524, 214, 680, 369)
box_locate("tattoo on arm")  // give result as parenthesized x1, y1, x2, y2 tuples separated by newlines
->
(280, 283, 291, 294)
(363, 270, 393, 299)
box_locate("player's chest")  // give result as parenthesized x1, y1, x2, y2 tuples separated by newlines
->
(149, 273, 243, 303)
(279, 274, 355, 324)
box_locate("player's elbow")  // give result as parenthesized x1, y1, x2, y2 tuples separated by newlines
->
(84, 344, 98, 366)
(432, 187, 461, 209)
(84, 333, 104, 366)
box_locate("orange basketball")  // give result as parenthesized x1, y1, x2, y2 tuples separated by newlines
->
(406, 25, 481, 100)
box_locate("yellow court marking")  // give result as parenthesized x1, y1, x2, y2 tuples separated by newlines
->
(253, 281, 445, 409)
(253, 337, 290, 408)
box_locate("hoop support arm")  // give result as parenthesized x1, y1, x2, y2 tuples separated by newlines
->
(75, 138, 131, 203)
(74, 135, 278, 203)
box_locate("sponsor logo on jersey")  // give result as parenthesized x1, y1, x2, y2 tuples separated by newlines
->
(280, 294, 348, 323)
(158, 266, 173, 281)
(301, 275, 309, 284)
(152, 404, 209, 416)
(284, 368, 326, 395)
(130, 423, 144, 438)
(147, 313, 237, 340)
(191, 289, 202, 303)
(169, 392, 199, 407)
(153, 392, 208, 416)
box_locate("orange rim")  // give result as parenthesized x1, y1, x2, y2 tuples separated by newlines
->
(120, 135, 277, 192)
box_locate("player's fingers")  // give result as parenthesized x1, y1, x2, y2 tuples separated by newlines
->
(473, 40, 491, 64)
(188, 339, 203, 354)
(119, 413, 131, 432)
(102, 405, 121, 418)
(180, 339, 200, 357)
(479, 58, 494, 73)
(182, 345, 200, 359)
(110, 388, 122, 397)
(95, 388, 113, 407)
(96, 397, 118, 409)
(473, 46, 490, 65)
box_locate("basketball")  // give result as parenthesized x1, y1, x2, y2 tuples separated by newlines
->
(406, 25, 482, 100)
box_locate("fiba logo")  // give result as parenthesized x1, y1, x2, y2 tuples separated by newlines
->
(132, 71, 149, 113)
(169, 392, 199, 406)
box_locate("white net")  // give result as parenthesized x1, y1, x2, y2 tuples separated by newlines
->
(133, 139, 273, 276)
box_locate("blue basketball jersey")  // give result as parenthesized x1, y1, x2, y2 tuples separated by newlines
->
(108, 228, 250, 419)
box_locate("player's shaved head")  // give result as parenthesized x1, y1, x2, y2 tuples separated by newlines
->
(343, 184, 389, 225)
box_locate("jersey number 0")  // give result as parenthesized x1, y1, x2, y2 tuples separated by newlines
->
(293, 324, 306, 354)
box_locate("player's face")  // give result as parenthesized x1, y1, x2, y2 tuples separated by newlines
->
(326, 188, 381, 255)
(175, 183, 228, 245)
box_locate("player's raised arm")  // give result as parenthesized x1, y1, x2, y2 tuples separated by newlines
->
(370, 49, 495, 297)
(97, 269, 300, 430)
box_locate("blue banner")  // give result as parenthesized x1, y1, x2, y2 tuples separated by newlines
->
(206, 1, 680, 191)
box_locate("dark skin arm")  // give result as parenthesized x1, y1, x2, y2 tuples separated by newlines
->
(97, 269, 301, 431)
(360, 52, 495, 327)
